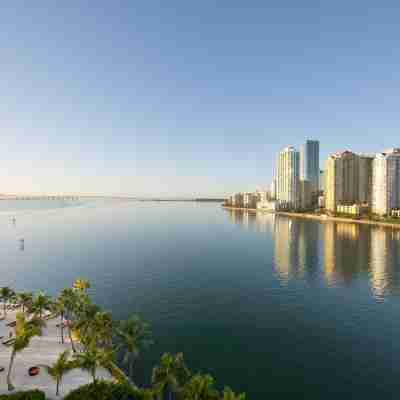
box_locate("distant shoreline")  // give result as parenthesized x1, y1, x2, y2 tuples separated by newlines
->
(222, 206, 400, 230)
(0, 196, 224, 202)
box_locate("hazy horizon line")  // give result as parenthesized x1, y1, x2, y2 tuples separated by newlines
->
(0, 193, 226, 199)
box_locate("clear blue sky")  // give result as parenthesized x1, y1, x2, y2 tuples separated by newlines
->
(2, 1, 400, 197)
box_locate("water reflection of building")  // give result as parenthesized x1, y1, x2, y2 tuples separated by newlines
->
(242, 211, 249, 229)
(274, 216, 300, 282)
(227, 209, 244, 226)
(228, 211, 321, 283)
(225, 208, 400, 300)
(272, 216, 322, 283)
(324, 222, 370, 286)
(323, 222, 336, 285)
(297, 220, 320, 281)
(242, 211, 257, 230)
(225, 208, 276, 234)
(370, 227, 400, 299)
(336, 223, 359, 240)
(255, 212, 275, 234)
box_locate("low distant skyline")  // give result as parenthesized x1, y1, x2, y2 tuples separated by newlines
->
(2, 2, 400, 196)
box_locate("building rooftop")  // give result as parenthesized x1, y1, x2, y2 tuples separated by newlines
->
(282, 146, 297, 152)
(383, 148, 400, 154)
(329, 150, 355, 158)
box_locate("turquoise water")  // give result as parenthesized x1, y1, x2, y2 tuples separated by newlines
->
(2, 200, 400, 398)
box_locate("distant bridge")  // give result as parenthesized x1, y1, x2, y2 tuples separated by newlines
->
(0, 195, 132, 201)
(0, 195, 224, 202)
(0, 195, 82, 200)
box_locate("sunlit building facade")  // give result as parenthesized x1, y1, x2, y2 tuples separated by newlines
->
(319, 170, 325, 192)
(372, 149, 400, 216)
(277, 146, 300, 210)
(270, 179, 277, 200)
(325, 151, 360, 212)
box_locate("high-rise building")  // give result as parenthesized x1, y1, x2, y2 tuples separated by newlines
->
(372, 149, 400, 216)
(325, 151, 360, 212)
(300, 140, 320, 194)
(277, 146, 300, 210)
(325, 151, 374, 213)
(300, 180, 312, 209)
(358, 154, 374, 205)
(231, 193, 244, 208)
(319, 170, 325, 192)
(243, 192, 258, 208)
(256, 190, 268, 203)
(270, 179, 276, 200)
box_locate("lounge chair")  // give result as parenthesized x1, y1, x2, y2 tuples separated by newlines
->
(6, 321, 16, 327)
(29, 366, 40, 376)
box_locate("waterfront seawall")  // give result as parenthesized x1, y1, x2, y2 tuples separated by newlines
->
(222, 206, 400, 230)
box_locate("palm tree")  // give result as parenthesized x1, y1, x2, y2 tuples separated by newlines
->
(31, 291, 52, 319)
(74, 345, 114, 384)
(104, 360, 130, 385)
(141, 388, 157, 400)
(9, 292, 18, 307)
(73, 279, 91, 292)
(59, 288, 79, 352)
(41, 350, 76, 396)
(91, 311, 114, 349)
(74, 302, 100, 347)
(115, 315, 153, 378)
(221, 387, 246, 400)
(17, 292, 33, 314)
(181, 374, 219, 400)
(53, 297, 67, 344)
(152, 353, 190, 400)
(7, 312, 45, 391)
(0, 287, 15, 317)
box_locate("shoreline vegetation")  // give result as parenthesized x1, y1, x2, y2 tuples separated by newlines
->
(222, 205, 400, 230)
(0, 281, 245, 400)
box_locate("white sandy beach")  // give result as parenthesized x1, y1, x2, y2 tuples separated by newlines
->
(0, 305, 111, 399)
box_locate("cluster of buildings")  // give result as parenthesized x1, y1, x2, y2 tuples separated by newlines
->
(325, 148, 400, 216)
(225, 140, 400, 218)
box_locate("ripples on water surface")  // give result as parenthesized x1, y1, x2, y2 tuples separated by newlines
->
(2, 200, 400, 398)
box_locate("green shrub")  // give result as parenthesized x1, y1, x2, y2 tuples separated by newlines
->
(0, 390, 46, 400)
(63, 381, 146, 400)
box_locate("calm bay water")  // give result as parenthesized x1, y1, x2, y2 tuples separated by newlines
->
(2, 200, 400, 398)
